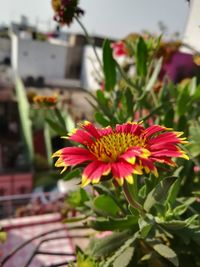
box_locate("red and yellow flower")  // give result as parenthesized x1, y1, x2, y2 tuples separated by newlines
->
(33, 95, 58, 108)
(53, 121, 188, 186)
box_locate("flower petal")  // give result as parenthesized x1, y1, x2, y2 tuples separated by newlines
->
(143, 125, 166, 138)
(60, 147, 95, 165)
(68, 128, 94, 146)
(149, 132, 183, 146)
(81, 121, 101, 139)
(82, 161, 111, 187)
(111, 161, 135, 185)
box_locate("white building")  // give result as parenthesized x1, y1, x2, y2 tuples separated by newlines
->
(11, 33, 68, 83)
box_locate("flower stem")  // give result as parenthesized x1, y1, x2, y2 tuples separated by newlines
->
(75, 15, 103, 69)
(123, 181, 146, 217)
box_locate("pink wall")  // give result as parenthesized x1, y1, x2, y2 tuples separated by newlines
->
(0, 173, 33, 196)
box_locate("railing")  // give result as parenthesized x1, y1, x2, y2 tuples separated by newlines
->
(0, 215, 89, 267)
(0, 192, 63, 219)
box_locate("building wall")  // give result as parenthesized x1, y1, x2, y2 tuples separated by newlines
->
(182, 0, 200, 53)
(0, 38, 10, 63)
(81, 45, 102, 91)
(11, 34, 68, 80)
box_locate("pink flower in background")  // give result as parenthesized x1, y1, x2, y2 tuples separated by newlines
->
(111, 41, 127, 57)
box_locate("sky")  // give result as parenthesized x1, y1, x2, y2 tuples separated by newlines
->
(0, 0, 189, 39)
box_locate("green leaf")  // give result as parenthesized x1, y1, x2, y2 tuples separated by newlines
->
(124, 88, 134, 116)
(76, 250, 99, 267)
(44, 122, 53, 167)
(67, 188, 89, 208)
(93, 195, 120, 216)
(89, 231, 131, 257)
(103, 39, 116, 91)
(145, 58, 163, 91)
(89, 215, 138, 231)
(175, 226, 200, 246)
(64, 214, 89, 223)
(63, 168, 81, 181)
(91, 90, 114, 120)
(45, 118, 66, 136)
(157, 219, 187, 230)
(96, 90, 108, 106)
(189, 77, 197, 96)
(54, 108, 67, 130)
(166, 177, 181, 206)
(138, 217, 153, 238)
(15, 77, 34, 164)
(95, 112, 110, 127)
(103, 232, 138, 267)
(173, 198, 196, 216)
(176, 85, 190, 116)
(93, 184, 126, 214)
(113, 247, 134, 267)
(144, 177, 177, 212)
(153, 244, 179, 267)
(163, 108, 174, 128)
(189, 123, 200, 157)
(136, 37, 148, 77)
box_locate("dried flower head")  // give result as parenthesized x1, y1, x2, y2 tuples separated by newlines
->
(52, 0, 84, 25)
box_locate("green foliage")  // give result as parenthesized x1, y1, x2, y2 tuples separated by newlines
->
(144, 177, 177, 212)
(153, 244, 179, 267)
(66, 188, 89, 208)
(15, 77, 34, 165)
(103, 39, 117, 91)
(136, 37, 148, 77)
(93, 195, 120, 216)
(43, 27, 200, 266)
(88, 231, 132, 257)
(88, 215, 138, 231)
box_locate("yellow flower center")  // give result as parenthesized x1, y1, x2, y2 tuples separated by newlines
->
(88, 132, 146, 162)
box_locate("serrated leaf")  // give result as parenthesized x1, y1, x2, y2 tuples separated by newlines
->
(113, 247, 134, 267)
(173, 198, 196, 216)
(89, 231, 131, 257)
(166, 177, 181, 206)
(153, 244, 179, 267)
(103, 39, 116, 91)
(157, 220, 187, 230)
(103, 233, 138, 267)
(138, 218, 153, 238)
(89, 215, 138, 231)
(144, 177, 177, 212)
